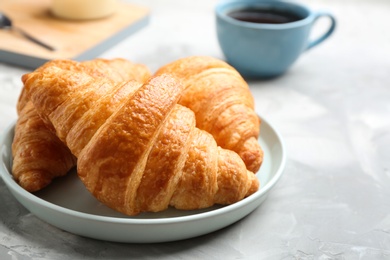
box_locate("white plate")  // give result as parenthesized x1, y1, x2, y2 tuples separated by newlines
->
(0, 116, 286, 243)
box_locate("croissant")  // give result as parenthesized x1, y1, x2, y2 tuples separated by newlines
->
(12, 102, 77, 192)
(12, 58, 151, 192)
(23, 63, 259, 215)
(155, 56, 263, 173)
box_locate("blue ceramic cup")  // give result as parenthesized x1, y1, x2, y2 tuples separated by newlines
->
(216, 0, 336, 78)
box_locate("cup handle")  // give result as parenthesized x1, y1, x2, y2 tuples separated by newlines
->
(306, 11, 336, 51)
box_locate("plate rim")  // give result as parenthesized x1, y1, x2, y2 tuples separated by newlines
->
(0, 115, 286, 226)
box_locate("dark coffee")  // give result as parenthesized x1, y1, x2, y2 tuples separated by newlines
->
(228, 8, 303, 24)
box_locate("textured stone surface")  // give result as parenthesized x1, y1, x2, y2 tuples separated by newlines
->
(1, 0, 389, 259)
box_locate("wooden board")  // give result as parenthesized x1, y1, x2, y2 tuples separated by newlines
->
(0, 0, 150, 69)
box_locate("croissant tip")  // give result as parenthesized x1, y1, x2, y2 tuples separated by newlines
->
(16, 171, 52, 192)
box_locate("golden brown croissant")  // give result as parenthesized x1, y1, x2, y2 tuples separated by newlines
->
(155, 56, 263, 173)
(23, 62, 259, 215)
(12, 58, 151, 192)
(12, 102, 77, 192)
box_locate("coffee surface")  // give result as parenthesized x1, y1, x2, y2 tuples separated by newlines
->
(228, 8, 302, 24)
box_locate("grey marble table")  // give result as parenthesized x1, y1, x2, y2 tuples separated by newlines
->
(1, 0, 390, 259)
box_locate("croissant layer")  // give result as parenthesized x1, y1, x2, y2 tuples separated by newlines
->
(12, 102, 76, 192)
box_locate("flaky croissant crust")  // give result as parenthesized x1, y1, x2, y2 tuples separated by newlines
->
(24, 60, 259, 215)
(156, 56, 263, 173)
(12, 58, 151, 192)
